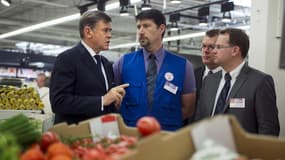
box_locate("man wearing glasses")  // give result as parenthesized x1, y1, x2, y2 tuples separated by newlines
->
(188, 29, 221, 124)
(195, 28, 280, 136)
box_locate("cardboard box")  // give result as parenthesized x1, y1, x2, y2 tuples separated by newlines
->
(48, 114, 140, 138)
(120, 115, 285, 160)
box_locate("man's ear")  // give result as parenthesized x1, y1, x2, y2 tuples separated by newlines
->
(159, 24, 166, 35)
(84, 26, 92, 38)
(232, 46, 240, 57)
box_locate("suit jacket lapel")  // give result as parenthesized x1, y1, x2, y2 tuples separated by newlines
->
(224, 64, 249, 112)
(78, 43, 97, 70)
(205, 71, 222, 116)
(78, 43, 107, 91)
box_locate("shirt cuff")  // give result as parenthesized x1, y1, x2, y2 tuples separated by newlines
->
(101, 96, 104, 111)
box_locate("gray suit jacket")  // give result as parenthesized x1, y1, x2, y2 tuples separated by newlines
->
(195, 63, 280, 136)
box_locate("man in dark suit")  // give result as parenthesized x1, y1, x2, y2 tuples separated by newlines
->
(195, 28, 280, 136)
(50, 10, 129, 124)
(189, 29, 221, 124)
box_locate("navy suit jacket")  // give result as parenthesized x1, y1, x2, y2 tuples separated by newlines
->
(50, 43, 116, 124)
(187, 66, 205, 124)
(195, 63, 280, 136)
(194, 66, 205, 105)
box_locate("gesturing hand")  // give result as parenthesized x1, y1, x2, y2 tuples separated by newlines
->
(103, 83, 129, 108)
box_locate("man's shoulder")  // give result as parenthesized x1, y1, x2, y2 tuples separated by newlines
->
(122, 49, 143, 60)
(57, 43, 83, 60)
(165, 50, 187, 62)
(243, 65, 271, 79)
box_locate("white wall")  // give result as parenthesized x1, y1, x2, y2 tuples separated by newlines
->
(250, 0, 285, 137)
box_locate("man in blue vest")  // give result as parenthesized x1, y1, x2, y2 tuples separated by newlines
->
(113, 9, 196, 131)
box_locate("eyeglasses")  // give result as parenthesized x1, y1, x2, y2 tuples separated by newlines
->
(214, 45, 234, 50)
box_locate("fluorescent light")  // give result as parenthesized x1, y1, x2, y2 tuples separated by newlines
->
(0, 13, 81, 39)
(170, 0, 181, 4)
(233, 0, 251, 7)
(109, 25, 250, 49)
(0, 0, 141, 39)
(1, 0, 11, 6)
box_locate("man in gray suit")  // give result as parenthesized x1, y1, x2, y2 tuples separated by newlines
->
(195, 28, 280, 136)
(188, 29, 221, 124)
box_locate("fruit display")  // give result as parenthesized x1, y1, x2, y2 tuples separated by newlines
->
(0, 133, 21, 160)
(0, 114, 41, 160)
(0, 114, 142, 160)
(0, 85, 44, 110)
(136, 116, 161, 137)
(0, 114, 41, 147)
(19, 131, 138, 160)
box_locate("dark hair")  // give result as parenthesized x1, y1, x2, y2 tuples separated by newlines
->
(135, 9, 166, 38)
(205, 29, 220, 37)
(79, 10, 112, 38)
(220, 28, 249, 58)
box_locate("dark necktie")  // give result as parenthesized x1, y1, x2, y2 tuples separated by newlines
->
(146, 54, 157, 108)
(94, 55, 106, 89)
(208, 70, 213, 75)
(203, 70, 213, 81)
(214, 72, 231, 115)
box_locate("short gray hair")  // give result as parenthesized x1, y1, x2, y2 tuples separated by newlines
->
(79, 10, 111, 38)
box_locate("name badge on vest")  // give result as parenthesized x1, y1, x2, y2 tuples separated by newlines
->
(164, 72, 174, 81)
(229, 98, 245, 108)
(163, 81, 178, 94)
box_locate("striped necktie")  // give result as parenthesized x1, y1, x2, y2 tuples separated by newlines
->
(146, 54, 157, 108)
(214, 72, 231, 115)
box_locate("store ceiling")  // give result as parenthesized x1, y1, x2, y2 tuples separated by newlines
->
(0, 0, 251, 56)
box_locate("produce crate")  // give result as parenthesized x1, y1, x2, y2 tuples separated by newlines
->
(0, 110, 54, 132)
(120, 115, 285, 160)
(0, 109, 42, 120)
(48, 113, 161, 139)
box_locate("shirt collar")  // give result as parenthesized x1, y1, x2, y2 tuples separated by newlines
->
(222, 61, 246, 79)
(81, 40, 99, 57)
(142, 46, 164, 59)
(205, 66, 222, 74)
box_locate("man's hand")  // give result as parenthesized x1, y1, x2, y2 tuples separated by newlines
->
(103, 83, 129, 108)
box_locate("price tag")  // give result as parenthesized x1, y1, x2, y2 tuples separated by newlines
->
(89, 114, 120, 141)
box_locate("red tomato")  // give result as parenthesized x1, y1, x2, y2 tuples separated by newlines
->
(50, 154, 72, 160)
(40, 131, 60, 151)
(82, 148, 107, 160)
(20, 147, 45, 160)
(136, 116, 161, 137)
(47, 142, 73, 159)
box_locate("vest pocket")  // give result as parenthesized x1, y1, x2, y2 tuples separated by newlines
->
(124, 82, 143, 106)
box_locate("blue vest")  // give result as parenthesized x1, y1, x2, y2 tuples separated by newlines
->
(120, 49, 186, 131)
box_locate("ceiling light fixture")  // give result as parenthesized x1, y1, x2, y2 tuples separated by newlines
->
(1, 0, 11, 6)
(97, 0, 106, 11)
(141, 0, 151, 11)
(221, 1, 234, 12)
(170, 0, 181, 4)
(119, 0, 129, 16)
(197, 6, 209, 27)
(220, 1, 234, 23)
(169, 22, 179, 31)
(0, 0, 141, 39)
(222, 12, 232, 23)
(199, 16, 208, 26)
(169, 13, 180, 31)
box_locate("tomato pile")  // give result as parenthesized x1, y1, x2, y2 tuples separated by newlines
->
(20, 131, 137, 160)
(69, 135, 137, 160)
